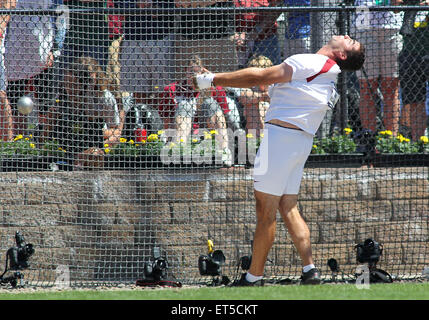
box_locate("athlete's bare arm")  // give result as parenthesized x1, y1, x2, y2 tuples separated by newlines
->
(212, 63, 293, 88)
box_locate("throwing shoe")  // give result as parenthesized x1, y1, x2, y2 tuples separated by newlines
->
(230, 273, 264, 287)
(300, 268, 321, 285)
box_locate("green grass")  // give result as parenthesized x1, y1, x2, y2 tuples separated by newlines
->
(0, 282, 428, 300)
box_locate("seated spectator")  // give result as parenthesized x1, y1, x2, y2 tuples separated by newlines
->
(233, 0, 282, 68)
(230, 55, 273, 137)
(158, 55, 236, 165)
(50, 56, 125, 169)
(106, 0, 124, 92)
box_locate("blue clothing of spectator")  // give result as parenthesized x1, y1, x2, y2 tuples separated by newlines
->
(284, 0, 310, 40)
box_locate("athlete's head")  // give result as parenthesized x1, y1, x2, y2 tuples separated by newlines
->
(328, 35, 365, 72)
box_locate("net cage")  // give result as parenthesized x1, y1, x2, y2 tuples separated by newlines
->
(0, 1, 427, 288)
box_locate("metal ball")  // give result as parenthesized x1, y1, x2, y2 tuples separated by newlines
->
(17, 96, 34, 115)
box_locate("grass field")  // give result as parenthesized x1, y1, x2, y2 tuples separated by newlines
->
(0, 282, 428, 300)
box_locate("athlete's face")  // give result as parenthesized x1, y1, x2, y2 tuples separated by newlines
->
(329, 35, 361, 60)
(329, 35, 361, 53)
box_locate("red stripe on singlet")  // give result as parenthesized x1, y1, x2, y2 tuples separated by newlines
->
(306, 58, 337, 82)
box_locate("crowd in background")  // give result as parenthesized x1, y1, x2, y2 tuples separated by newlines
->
(0, 0, 427, 167)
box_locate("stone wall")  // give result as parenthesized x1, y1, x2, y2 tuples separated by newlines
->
(0, 167, 427, 285)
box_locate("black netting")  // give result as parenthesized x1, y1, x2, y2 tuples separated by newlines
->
(0, 1, 427, 288)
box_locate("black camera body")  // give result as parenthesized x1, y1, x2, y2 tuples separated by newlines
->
(1, 231, 35, 288)
(7, 231, 34, 271)
(355, 238, 383, 265)
(198, 250, 226, 276)
(144, 247, 168, 281)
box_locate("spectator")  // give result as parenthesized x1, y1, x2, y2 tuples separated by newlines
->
(158, 55, 234, 165)
(175, 0, 238, 81)
(0, 0, 15, 141)
(398, 7, 428, 141)
(5, 0, 55, 137)
(233, 0, 282, 68)
(106, 0, 124, 92)
(284, 0, 311, 57)
(62, 0, 110, 70)
(52, 56, 125, 168)
(231, 55, 273, 137)
(116, 0, 175, 105)
(353, 0, 403, 136)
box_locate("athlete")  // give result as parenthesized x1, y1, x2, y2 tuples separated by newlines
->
(193, 35, 365, 285)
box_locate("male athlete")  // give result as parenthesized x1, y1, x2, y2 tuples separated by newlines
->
(194, 35, 365, 285)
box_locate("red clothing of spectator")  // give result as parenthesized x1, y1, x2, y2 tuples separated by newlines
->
(158, 82, 231, 125)
(107, 0, 124, 38)
(234, 0, 278, 41)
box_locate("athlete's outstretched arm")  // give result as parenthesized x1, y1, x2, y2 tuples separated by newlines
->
(194, 63, 293, 90)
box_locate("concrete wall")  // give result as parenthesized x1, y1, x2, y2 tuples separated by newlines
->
(0, 167, 427, 285)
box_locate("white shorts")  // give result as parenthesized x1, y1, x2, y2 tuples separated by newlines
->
(253, 123, 314, 196)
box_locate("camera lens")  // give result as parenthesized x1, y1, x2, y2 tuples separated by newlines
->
(364, 238, 374, 247)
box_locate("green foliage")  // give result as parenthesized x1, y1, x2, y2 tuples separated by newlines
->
(375, 131, 429, 154)
(0, 135, 68, 158)
(312, 128, 357, 154)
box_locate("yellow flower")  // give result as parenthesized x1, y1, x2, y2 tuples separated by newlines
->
(58, 147, 66, 152)
(396, 134, 407, 143)
(203, 131, 212, 140)
(147, 134, 159, 142)
(344, 127, 352, 135)
(246, 133, 254, 139)
(179, 138, 185, 143)
(420, 136, 429, 144)
(192, 139, 198, 143)
(104, 148, 110, 154)
(25, 137, 29, 141)
(379, 130, 392, 136)
(169, 142, 176, 149)
(260, 133, 264, 138)
(129, 139, 134, 145)
(30, 143, 35, 149)
(210, 130, 218, 135)
(13, 134, 23, 141)
(120, 137, 127, 143)
(104, 143, 110, 148)
(157, 130, 165, 135)
(29, 134, 32, 138)
(313, 145, 317, 149)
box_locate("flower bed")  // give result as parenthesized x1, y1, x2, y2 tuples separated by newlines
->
(2, 129, 428, 170)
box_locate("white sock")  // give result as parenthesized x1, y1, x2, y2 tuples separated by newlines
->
(245, 272, 263, 283)
(303, 264, 315, 273)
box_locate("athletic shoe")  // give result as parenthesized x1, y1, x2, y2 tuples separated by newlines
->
(230, 273, 264, 287)
(300, 268, 321, 285)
